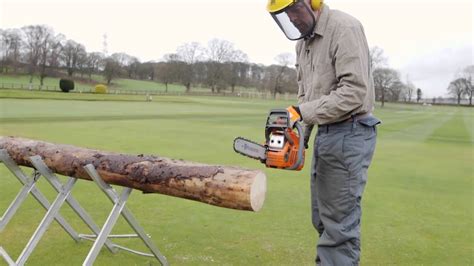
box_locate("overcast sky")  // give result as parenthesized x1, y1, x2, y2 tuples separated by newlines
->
(0, 0, 472, 97)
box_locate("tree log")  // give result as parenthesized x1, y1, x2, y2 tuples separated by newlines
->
(0, 137, 266, 212)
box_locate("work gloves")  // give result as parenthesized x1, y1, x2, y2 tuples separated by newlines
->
(286, 105, 302, 127)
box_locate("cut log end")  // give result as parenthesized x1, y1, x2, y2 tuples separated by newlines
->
(250, 171, 267, 212)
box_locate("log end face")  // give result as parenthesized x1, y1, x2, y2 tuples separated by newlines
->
(250, 171, 267, 212)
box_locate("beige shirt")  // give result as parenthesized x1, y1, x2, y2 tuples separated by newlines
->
(296, 4, 374, 128)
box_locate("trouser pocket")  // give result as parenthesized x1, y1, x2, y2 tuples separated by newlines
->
(357, 116, 381, 127)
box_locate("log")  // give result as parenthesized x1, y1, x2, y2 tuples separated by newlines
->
(0, 136, 266, 212)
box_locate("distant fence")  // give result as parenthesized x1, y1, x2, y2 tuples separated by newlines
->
(0, 82, 298, 100)
(3, 82, 470, 106)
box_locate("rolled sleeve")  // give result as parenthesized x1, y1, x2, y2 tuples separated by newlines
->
(299, 25, 370, 125)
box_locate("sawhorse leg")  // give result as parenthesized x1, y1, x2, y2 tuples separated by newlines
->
(83, 164, 168, 266)
(0, 149, 79, 240)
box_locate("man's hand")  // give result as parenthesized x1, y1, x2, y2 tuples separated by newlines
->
(286, 106, 302, 127)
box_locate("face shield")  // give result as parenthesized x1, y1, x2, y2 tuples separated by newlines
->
(270, 0, 316, 41)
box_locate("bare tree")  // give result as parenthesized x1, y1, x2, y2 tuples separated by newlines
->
(126, 56, 140, 79)
(177, 42, 203, 64)
(85, 52, 104, 81)
(103, 57, 121, 85)
(205, 39, 238, 93)
(62, 40, 86, 77)
(448, 78, 469, 105)
(459, 65, 473, 105)
(249, 63, 264, 89)
(404, 75, 415, 102)
(373, 67, 400, 107)
(369, 46, 388, 71)
(206, 39, 235, 63)
(38, 32, 64, 88)
(156, 53, 180, 92)
(47, 33, 65, 70)
(226, 49, 249, 93)
(136, 61, 155, 80)
(1, 29, 23, 73)
(175, 42, 203, 92)
(270, 53, 295, 98)
(22, 25, 53, 84)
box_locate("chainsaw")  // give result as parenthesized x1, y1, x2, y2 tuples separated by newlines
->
(233, 108, 305, 170)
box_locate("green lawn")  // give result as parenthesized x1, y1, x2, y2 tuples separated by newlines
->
(0, 74, 251, 94)
(0, 92, 472, 265)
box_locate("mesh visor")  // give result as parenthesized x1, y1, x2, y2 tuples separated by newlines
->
(270, 1, 316, 40)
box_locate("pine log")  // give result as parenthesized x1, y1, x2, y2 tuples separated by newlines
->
(0, 136, 266, 212)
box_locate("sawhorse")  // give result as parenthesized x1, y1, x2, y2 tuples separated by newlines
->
(0, 149, 168, 266)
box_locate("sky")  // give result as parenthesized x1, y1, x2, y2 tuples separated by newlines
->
(0, 0, 472, 97)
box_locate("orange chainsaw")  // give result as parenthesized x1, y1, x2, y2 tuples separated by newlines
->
(233, 108, 305, 170)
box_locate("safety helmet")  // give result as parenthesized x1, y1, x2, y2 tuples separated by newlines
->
(267, 0, 323, 40)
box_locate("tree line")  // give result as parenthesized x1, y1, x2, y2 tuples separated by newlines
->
(1, 25, 472, 104)
(370, 47, 473, 106)
(0, 25, 297, 96)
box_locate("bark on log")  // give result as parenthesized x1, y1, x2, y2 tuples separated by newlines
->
(0, 136, 266, 212)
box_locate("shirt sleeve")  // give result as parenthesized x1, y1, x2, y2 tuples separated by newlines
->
(295, 42, 305, 105)
(295, 42, 314, 144)
(298, 24, 371, 125)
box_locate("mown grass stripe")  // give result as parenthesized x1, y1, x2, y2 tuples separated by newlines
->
(426, 112, 473, 144)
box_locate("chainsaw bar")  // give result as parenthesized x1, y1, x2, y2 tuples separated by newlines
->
(233, 137, 267, 162)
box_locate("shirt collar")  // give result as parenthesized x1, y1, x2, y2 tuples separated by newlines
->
(313, 3, 330, 37)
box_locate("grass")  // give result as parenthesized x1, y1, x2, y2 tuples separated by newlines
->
(0, 91, 472, 265)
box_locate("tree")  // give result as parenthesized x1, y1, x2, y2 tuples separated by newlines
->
(136, 61, 155, 80)
(103, 57, 121, 85)
(249, 63, 264, 89)
(125, 56, 140, 79)
(227, 61, 249, 93)
(204, 39, 237, 93)
(404, 75, 415, 102)
(271, 52, 295, 98)
(85, 52, 104, 81)
(369, 46, 388, 71)
(156, 53, 180, 92)
(62, 40, 86, 77)
(38, 32, 64, 88)
(460, 65, 473, 105)
(388, 80, 405, 102)
(0, 29, 22, 73)
(22, 25, 53, 84)
(447, 78, 469, 105)
(176, 42, 203, 92)
(416, 88, 422, 103)
(226, 49, 249, 93)
(373, 67, 400, 107)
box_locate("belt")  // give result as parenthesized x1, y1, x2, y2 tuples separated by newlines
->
(318, 113, 371, 133)
(341, 112, 372, 124)
(321, 112, 371, 126)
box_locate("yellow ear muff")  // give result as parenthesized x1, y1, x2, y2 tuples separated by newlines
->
(310, 0, 322, 10)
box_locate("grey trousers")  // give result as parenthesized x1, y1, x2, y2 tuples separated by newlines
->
(311, 116, 380, 266)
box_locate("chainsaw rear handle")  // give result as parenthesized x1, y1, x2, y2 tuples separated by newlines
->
(286, 121, 304, 170)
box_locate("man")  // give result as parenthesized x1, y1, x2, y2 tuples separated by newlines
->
(266, 0, 381, 265)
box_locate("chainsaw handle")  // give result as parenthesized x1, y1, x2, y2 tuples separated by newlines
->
(286, 122, 305, 170)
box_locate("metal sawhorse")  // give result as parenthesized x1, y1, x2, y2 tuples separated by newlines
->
(0, 149, 168, 265)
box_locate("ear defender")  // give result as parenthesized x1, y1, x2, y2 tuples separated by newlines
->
(310, 0, 322, 10)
